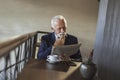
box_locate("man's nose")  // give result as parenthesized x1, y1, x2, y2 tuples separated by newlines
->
(61, 28, 64, 33)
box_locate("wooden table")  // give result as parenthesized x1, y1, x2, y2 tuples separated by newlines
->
(17, 59, 83, 80)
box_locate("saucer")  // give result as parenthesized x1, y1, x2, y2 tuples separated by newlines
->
(46, 59, 61, 63)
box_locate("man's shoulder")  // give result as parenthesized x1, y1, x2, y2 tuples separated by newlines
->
(67, 34, 77, 39)
(66, 34, 78, 44)
(41, 32, 53, 39)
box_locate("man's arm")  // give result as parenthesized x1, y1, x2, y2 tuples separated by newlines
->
(37, 37, 52, 59)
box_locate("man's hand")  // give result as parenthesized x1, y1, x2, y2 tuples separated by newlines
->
(53, 38, 65, 47)
(59, 54, 70, 61)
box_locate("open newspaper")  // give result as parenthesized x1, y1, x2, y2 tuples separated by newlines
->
(52, 43, 81, 56)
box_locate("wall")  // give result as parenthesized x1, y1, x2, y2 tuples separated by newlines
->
(93, 0, 120, 80)
(0, 0, 98, 57)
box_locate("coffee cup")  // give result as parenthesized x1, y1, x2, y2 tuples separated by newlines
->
(47, 55, 60, 63)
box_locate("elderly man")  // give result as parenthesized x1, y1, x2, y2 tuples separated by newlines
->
(37, 15, 82, 61)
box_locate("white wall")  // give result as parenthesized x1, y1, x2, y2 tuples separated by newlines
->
(0, 0, 98, 57)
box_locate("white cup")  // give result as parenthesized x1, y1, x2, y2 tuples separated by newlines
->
(47, 55, 60, 63)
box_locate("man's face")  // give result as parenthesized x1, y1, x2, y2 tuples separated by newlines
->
(52, 19, 66, 35)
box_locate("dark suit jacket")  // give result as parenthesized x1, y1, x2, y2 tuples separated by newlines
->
(37, 32, 82, 61)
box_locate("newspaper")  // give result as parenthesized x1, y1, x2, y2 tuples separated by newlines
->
(52, 43, 81, 56)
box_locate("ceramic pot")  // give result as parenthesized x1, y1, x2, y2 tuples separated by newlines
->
(80, 62, 97, 80)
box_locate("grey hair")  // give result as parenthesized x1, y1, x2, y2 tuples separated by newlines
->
(51, 15, 67, 28)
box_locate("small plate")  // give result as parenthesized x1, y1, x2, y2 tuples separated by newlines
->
(46, 59, 61, 63)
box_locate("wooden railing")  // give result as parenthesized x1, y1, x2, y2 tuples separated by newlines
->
(0, 31, 50, 80)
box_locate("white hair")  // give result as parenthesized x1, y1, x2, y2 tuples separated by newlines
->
(51, 15, 67, 28)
